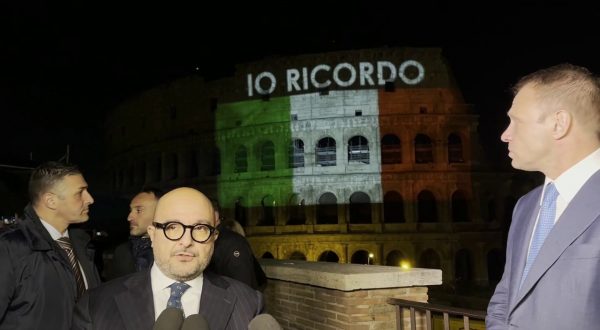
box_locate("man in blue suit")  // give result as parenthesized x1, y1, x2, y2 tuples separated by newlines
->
(73, 187, 263, 330)
(486, 63, 600, 329)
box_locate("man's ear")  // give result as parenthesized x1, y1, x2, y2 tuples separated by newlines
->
(553, 110, 571, 139)
(43, 192, 57, 210)
(214, 211, 221, 227)
(147, 225, 155, 243)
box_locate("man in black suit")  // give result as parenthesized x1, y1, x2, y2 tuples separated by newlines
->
(0, 161, 101, 329)
(207, 199, 267, 291)
(106, 187, 161, 280)
(73, 187, 264, 330)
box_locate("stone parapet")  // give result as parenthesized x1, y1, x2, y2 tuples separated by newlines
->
(259, 259, 441, 330)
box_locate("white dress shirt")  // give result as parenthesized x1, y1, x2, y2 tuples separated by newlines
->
(528, 147, 600, 251)
(150, 263, 204, 319)
(40, 218, 89, 288)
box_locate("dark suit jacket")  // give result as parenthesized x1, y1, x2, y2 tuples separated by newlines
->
(487, 170, 600, 329)
(207, 225, 267, 291)
(105, 238, 153, 281)
(72, 270, 264, 330)
(0, 204, 101, 329)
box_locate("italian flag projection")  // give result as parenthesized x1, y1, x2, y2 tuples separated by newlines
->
(216, 89, 402, 226)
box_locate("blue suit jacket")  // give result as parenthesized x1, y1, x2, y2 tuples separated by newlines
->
(487, 170, 600, 329)
(72, 270, 264, 330)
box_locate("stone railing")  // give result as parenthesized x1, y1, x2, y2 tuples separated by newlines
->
(259, 259, 442, 330)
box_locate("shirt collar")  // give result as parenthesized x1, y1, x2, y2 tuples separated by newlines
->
(545, 147, 600, 205)
(39, 218, 68, 240)
(150, 263, 204, 292)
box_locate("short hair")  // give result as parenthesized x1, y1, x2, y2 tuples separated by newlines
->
(139, 186, 163, 199)
(28, 161, 82, 204)
(513, 63, 600, 129)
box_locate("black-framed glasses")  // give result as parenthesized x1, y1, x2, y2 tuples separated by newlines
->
(152, 221, 219, 243)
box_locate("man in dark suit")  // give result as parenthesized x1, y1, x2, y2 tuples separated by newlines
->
(207, 199, 267, 291)
(487, 64, 600, 329)
(73, 187, 264, 330)
(0, 161, 101, 329)
(106, 187, 161, 280)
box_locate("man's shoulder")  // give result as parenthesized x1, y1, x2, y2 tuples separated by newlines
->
(515, 185, 544, 207)
(88, 271, 146, 297)
(0, 224, 32, 252)
(215, 228, 252, 253)
(205, 271, 255, 292)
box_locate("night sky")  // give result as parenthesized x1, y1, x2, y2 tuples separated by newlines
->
(3, 1, 600, 175)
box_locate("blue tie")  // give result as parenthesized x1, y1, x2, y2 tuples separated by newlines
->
(167, 282, 190, 309)
(520, 183, 559, 289)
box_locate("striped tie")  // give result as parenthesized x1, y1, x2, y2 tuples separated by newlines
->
(56, 237, 86, 297)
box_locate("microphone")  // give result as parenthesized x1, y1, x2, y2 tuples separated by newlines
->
(181, 314, 210, 330)
(248, 314, 282, 330)
(152, 307, 184, 330)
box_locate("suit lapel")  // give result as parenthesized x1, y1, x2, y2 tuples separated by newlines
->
(70, 230, 99, 287)
(114, 272, 155, 330)
(507, 189, 540, 312)
(200, 273, 235, 329)
(513, 171, 600, 309)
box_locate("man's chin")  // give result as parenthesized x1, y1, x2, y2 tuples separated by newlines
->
(73, 216, 89, 223)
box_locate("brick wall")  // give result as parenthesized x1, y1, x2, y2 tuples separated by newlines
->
(264, 278, 429, 330)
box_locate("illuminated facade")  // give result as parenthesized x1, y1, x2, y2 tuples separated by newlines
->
(103, 48, 537, 287)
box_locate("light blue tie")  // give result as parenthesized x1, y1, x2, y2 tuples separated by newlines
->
(167, 282, 190, 309)
(520, 183, 559, 289)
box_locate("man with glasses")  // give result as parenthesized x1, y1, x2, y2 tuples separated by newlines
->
(72, 187, 264, 330)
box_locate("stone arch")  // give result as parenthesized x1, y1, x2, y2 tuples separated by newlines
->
(318, 250, 339, 263)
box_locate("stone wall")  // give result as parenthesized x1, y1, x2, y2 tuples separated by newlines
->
(259, 259, 442, 330)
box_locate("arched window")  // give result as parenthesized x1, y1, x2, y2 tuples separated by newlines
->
(418, 190, 438, 222)
(418, 249, 441, 269)
(288, 251, 306, 260)
(262, 252, 274, 259)
(260, 141, 275, 171)
(448, 133, 464, 163)
(349, 192, 371, 224)
(381, 134, 402, 164)
(351, 250, 370, 264)
(383, 191, 405, 223)
(316, 137, 336, 166)
(386, 250, 407, 267)
(234, 146, 248, 173)
(317, 192, 337, 224)
(260, 195, 276, 226)
(318, 251, 339, 263)
(287, 194, 306, 225)
(348, 136, 369, 164)
(414, 134, 433, 163)
(289, 139, 305, 168)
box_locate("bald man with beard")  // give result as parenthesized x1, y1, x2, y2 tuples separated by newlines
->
(73, 187, 264, 330)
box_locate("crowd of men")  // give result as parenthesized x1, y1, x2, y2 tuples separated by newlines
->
(0, 161, 272, 330)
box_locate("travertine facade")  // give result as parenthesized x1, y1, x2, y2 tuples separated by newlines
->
(103, 47, 539, 289)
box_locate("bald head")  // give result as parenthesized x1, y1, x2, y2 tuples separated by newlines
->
(155, 187, 215, 226)
(148, 187, 218, 282)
